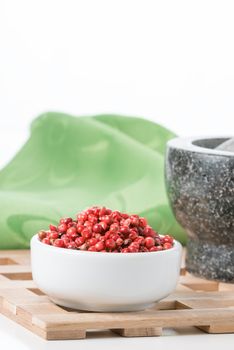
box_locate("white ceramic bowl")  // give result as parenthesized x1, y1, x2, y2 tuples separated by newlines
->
(30, 234, 182, 312)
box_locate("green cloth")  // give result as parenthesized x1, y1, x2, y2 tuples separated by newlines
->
(0, 112, 186, 249)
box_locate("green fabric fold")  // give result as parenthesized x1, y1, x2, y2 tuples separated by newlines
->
(0, 113, 186, 249)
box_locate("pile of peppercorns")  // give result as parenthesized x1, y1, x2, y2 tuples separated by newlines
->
(38, 206, 174, 253)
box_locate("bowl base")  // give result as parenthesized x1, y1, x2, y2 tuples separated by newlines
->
(186, 239, 234, 283)
(50, 297, 155, 312)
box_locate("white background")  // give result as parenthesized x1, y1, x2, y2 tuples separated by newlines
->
(1, 0, 234, 168)
(1, 2, 234, 348)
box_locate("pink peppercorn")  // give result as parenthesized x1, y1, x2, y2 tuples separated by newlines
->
(49, 224, 57, 231)
(53, 239, 65, 248)
(105, 239, 116, 250)
(88, 238, 98, 246)
(95, 241, 104, 251)
(58, 223, 67, 233)
(42, 237, 50, 245)
(38, 230, 47, 240)
(49, 231, 59, 240)
(144, 237, 155, 249)
(75, 236, 85, 247)
(38, 207, 174, 253)
(66, 227, 77, 237)
(93, 223, 103, 233)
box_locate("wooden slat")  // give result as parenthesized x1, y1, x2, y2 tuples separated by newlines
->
(31, 308, 234, 330)
(177, 299, 234, 309)
(179, 273, 219, 291)
(46, 329, 86, 340)
(219, 283, 234, 292)
(198, 324, 234, 334)
(164, 290, 234, 301)
(0, 258, 19, 265)
(0, 251, 30, 265)
(0, 265, 31, 274)
(0, 306, 47, 339)
(113, 327, 162, 337)
(0, 265, 32, 281)
(0, 275, 9, 282)
(0, 280, 36, 289)
(176, 298, 234, 334)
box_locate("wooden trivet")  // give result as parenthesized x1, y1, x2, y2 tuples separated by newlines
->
(0, 249, 234, 340)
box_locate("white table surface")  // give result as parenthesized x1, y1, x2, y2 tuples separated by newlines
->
(1, 313, 234, 350)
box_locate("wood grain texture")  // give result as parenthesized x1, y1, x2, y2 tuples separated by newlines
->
(0, 249, 233, 340)
(112, 327, 162, 337)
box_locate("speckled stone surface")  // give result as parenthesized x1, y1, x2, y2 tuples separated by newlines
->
(165, 137, 234, 282)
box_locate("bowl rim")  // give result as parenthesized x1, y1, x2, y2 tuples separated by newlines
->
(167, 136, 233, 157)
(31, 234, 182, 257)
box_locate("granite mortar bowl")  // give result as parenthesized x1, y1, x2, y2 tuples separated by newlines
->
(165, 137, 234, 282)
(30, 234, 182, 312)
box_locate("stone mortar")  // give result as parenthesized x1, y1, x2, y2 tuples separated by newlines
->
(165, 137, 234, 282)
